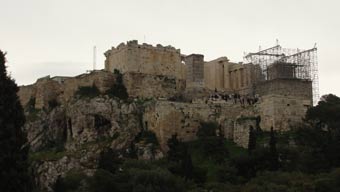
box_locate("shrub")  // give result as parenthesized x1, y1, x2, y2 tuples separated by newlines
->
(196, 122, 218, 138)
(135, 130, 159, 146)
(26, 97, 36, 111)
(98, 148, 122, 174)
(129, 168, 186, 192)
(87, 169, 119, 192)
(48, 99, 60, 109)
(75, 84, 100, 98)
(29, 149, 66, 162)
(54, 169, 87, 192)
(94, 114, 111, 135)
(106, 69, 129, 100)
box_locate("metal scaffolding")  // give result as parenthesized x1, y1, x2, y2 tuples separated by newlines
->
(244, 44, 319, 105)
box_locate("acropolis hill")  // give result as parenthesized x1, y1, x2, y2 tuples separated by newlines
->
(19, 40, 317, 150)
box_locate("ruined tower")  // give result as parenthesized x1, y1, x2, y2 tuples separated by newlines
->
(104, 40, 185, 80)
(185, 54, 204, 88)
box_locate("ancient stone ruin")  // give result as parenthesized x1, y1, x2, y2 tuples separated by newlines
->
(19, 40, 318, 149)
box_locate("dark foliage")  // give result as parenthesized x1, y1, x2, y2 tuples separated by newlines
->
(248, 126, 256, 155)
(48, 99, 60, 110)
(0, 50, 32, 192)
(135, 130, 159, 146)
(94, 114, 111, 135)
(196, 122, 218, 138)
(292, 94, 340, 172)
(26, 97, 36, 111)
(88, 160, 186, 192)
(167, 134, 194, 181)
(306, 94, 340, 130)
(98, 148, 122, 174)
(167, 134, 181, 162)
(195, 122, 229, 164)
(54, 170, 87, 192)
(269, 127, 279, 171)
(75, 84, 100, 98)
(106, 69, 129, 100)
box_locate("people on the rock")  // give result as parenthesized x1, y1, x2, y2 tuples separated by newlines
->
(207, 91, 259, 106)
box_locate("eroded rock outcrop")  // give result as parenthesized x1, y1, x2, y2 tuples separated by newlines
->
(25, 97, 153, 191)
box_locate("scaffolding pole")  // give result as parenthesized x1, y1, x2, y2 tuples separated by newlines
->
(244, 43, 319, 105)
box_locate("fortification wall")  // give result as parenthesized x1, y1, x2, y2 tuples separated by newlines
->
(258, 95, 311, 131)
(62, 71, 116, 103)
(104, 40, 185, 79)
(256, 79, 313, 131)
(18, 71, 185, 109)
(123, 72, 185, 99)
(255, 79, 313, 98)
(18, 71, 116, 109)
(185, 54, 204, 88)
(143, 101, 257, 149)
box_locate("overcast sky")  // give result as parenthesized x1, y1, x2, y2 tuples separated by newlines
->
(1, 0, 339, 97)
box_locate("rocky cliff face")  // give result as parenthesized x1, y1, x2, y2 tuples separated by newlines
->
(25, 96, 165, 191)
(24, 96, 258, 191)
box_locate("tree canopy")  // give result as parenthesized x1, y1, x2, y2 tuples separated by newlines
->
(0, 50, 31, 191)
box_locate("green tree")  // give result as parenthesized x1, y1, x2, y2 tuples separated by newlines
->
(248, 126, 256, 155)
(306, 94, 340, 131)
(293, 94, 340, 171)
(75, 84, 100, 98)
(167, 134, 193, 181)
(167, 134, 181, 162)
(196, 122, 217, 138)
(98, 148, 122, 174)
(269, 127, 279, 171)
(0, 51, 32, 191)
(180, 144, 193, 181)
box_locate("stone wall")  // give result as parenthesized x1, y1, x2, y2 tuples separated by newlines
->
(256, 79, 313, 131)
(123, 72, 185, 99)
(62, 70, 116, 103)
(255, 78, 313, 99)
(104, 40, 186, 80)
(18, 84, 36, 108)
(18, 71, 116, 109)
(233, 118, 257, 148)
(185, 54, 204, 88)
(18, 70, 185, 109)
(258, 95, 312, 131)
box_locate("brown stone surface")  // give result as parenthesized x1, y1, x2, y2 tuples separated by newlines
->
(256, 79, 313, 131)
(143, 100, 256, 149)
(123, 72, 185, 99)
(104, 40, 185, 80)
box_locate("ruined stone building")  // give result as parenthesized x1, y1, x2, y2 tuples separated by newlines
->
(104, 40, 186, 80)
(18, 40, 318, 149)
(103, 40, 318, 131)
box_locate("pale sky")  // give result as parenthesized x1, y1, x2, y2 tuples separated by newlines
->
(1, 0, 339, 97)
